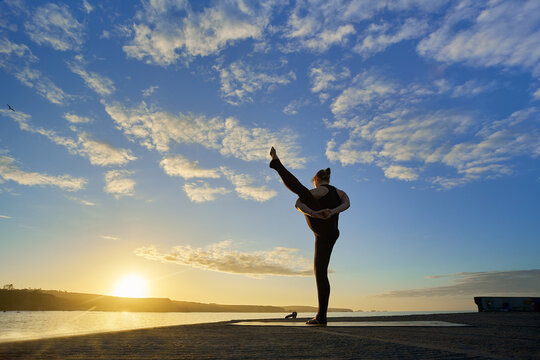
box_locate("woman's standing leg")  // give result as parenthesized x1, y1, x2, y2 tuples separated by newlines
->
(312, 233, 338, 323)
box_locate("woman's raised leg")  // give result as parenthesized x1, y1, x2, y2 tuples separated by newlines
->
(269, 147, 320, 210)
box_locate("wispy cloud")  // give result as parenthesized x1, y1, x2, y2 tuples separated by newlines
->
(101, 235, 120, 241)
(383, 165, 419, 181)
(375, 269, 540, 297)
(417, 0, 540, 76)
(2, 109, 136, 167)
(215, 61, 295, 105)
(160, 155, 221, 179)
(221, 167, 276, 202)
(0, 37, 70, 104)
(183, 181, 230, 203)
(64, 113, 92, 124)
(104, 170, 135, 198)
(82, 0, 94, 14)
(142, 85, 159, 97)
(283, 98, 309, 115)
(134, 240, 313, 277)
(0, 215, 12, 219)
(309, 62, 350, 102)
(14, 67, 69, 105)
(123, 1, 275, 65)
(354, 18, 428, 58)
(77, 132, 136, 166)
(325, 68, 540, 188)
(0, 155, 86, 191)
(68, 56, 115, 96)
(25, 3, 84, 51)
(104, 101, 305, 168)
(65, 195, 96, 206)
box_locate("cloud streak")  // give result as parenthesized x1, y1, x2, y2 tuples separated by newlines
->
(0, 155, 86, 191)
(134, 240, 313, 277)
(2, 109, 136, 167)
(375, 270, 540, 297)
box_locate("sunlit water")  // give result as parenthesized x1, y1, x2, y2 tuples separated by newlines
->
(0, 310, 472, 343)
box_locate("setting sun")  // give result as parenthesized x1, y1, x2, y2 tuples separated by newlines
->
(112, 275, 148, 298)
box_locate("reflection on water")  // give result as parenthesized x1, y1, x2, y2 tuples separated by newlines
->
(0, 311, 470, 343)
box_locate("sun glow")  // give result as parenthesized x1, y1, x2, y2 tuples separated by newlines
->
(112, 275, 148, 298)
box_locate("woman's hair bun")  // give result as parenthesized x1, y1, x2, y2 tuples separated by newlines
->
(325, 168, 331, 175)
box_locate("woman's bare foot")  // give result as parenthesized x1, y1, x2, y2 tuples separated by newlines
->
(270, 146, 278, 160)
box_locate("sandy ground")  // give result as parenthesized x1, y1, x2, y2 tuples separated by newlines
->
(0, 312, 538, 359)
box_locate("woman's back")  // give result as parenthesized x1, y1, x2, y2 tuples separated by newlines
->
(305, 184, 341, 236)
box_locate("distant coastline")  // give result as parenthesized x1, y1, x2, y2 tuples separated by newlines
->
(0, 289, 352, 313)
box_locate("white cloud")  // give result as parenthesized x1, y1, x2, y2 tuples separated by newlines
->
(0, 215, 12, 219)
(417, 0, 540, 76)
(0, 37, 36, 62)
(134, 240, 313, 277)
(282, 0, 367, 52)
(0, 38, 69, 105)
(68, 58, 115, 96)
(283, 98, 309, 115)
(215, 61, 295, 105)
(183, 181, 230, 202)
(326, 138, 375, 166)
(142, 85, 159, 97)
(101, 235, 120, 241)
(104, 101, 306, 168)
(25, 3, 84, 51)
(331, 71, 397, 115)
(64, 113, 92, 124)
(160, 154, 221, 179)
(302, 24, 356, 52)
(104, 170, 135, 198)
(354, 18, 428, 58)
(65, 195, 96, 206)
(383, 165, 418, 181)
(449, 79, 495, 98)
(533, 88, 540, 100)
(221, 167, 276, 202)
(0, 155, 86, 191)
(376, 269, 540, 297)
(309, 62, 350, 96)
(123, 1, 275, 65)
(14, 67, 69, 105)
(2, 109, 136, 167)
(77, 132, 137, 166)
(83, 0, 94, 14)
(326, 69, 540, 187)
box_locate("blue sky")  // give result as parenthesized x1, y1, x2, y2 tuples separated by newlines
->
(0, 0, 539, 310)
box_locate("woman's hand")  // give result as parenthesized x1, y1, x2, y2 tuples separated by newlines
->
(311, 209, 333, 219)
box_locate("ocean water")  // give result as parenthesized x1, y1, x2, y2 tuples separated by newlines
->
(0, 310, 471, 343)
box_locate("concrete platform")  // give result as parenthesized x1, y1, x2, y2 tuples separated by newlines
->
(0, 312, 539, 359)
(230, 320, 470, 327)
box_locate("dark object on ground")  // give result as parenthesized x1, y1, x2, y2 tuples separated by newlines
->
(475, 296, 540, 312)
(285, 311, 297, 319)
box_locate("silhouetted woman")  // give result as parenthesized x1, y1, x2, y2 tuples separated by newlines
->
(269, 147, 350, 325)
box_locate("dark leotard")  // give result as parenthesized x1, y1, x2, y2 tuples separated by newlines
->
(270, 158, 342, 323)
(305, 184, 340, 237)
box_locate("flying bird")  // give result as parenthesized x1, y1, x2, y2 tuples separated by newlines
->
(7, 104, 15, 112)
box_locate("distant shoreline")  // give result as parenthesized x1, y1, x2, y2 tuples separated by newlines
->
(0, 289, 353, 313)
